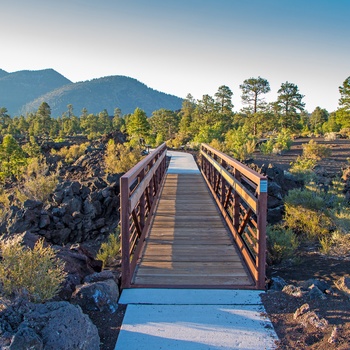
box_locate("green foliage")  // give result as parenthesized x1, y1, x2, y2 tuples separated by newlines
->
(339, 76, 350, 111)
(22, 136, 42, 158)
(309, 107, 329, 133)
(0, 134, 28, 180)
(126, 108, 150, 141)
(20, 157, 59, 203)
(239, 76, 270, 114)
(276, 81, 305, 129)
(289, 140, 330, 181)
(0, 235, 67, 302)
(289, 156, 317, 181)
(53, 142, 89, 163)
(302, 139, 331, 160)
(104, 140, 143, 174)
(193, 123, 224, 144)
(209, 139, 225, 152)
(259, 139, 274, 154)
(0, 187, 10, 221)
(272, 129, 293, 153)
(325, 231, 350, 256)
(266, 224, 298, 265)
(149, 109, 180, 142)
(225, 128, 257, 161)
(259, 130, 292, 155)
(284, 204, 332, 240)
(285, 186, 325, 210)
(96, 229, 120, 268)
(282, 184, 345, 245)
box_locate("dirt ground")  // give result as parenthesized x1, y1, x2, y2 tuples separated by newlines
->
(257, 137, 350, 349)
(93, 137, 350, 350)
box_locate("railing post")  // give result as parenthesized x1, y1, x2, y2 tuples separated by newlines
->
(256, 178, 268, 289)
(120, 176, 131, 289)
(139, 169, 145, 232)
(221, 159, 226, 205)
(233, 168, 241, 230)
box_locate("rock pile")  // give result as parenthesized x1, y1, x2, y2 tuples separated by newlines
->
(2, 176, 121, 245)
(0, 301, 100, 350)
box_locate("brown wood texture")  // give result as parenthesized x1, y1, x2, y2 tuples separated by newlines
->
(132, 173, 254, 288)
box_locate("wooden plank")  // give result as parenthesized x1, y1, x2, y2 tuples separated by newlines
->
(131, 173, 253, 288)
(142, 255, 242, 262)
(133, 276, 253, 286)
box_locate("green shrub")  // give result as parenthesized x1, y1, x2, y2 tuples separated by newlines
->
(273, 129, 293, 154)
(104, 141, 143, 174)
(0, 235, 67, 302)
(330, 208, 350, 233)
(96, 229, 121, 268)
(302, 140, 331, 160)
(225, 129, 257, 161)
(53, 142, 89, 164)
(266, 225, 298, 265)
(326, 231, 350, 256)
(284, 204, 332, 241)
(284, 187, 324, 211)
(20, 157, 59, 203)
(259, 139, 274, 155)
(209, 139, 225, 152)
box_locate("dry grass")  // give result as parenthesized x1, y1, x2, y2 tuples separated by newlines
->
(0, 235, 67, 302)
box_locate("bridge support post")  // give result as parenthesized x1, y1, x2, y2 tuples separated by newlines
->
(120, 176, 131, 289)
(256, 179, 268, 289)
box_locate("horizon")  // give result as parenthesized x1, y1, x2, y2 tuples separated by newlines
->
(2, 0, 350, 113)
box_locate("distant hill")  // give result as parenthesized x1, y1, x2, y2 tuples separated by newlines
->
(21, 75, 183, 117)
(0, 69, 9, 79)
(0, 69, 72, 116)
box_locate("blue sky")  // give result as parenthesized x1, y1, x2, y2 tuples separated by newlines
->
(1, 0, 349, 113)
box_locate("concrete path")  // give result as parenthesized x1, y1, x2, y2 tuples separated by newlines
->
(115, 289, 278, 350)
(166, 150, 200, 174)
(114, 151, 278, 349)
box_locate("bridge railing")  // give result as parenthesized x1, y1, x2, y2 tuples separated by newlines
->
(120, 143, 167, 288)
(200, 143, 268, 289)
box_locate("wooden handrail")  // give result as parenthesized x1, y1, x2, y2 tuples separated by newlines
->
(120, 143, 167, 288)
(200, 143, 268, 289)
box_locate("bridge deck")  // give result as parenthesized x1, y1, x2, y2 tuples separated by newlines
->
(132, 173, 254, 287)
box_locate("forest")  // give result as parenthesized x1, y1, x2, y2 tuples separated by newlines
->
(0, 76, 349, 174)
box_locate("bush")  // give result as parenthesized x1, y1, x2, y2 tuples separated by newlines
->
(289, 156, 317, 182)
(266, 225, 298, 265)
(209, 139, 225, 152)
(302, 139, 331, 160)
(20, 157, 59, 203)
(326, 231, 350, 256)
(53, 142, 89, 163)
(284, 187, 324, 211)
(0, 235, 67, 302)
(284, 204, 332, 241)
(324, 132, 338, 141)
(259, 139, 274, 155)
(225, 129, 257, 161)
(272, 129, 293, 154)
(96, 229, 120, 268)
(104, 141, 143, 174)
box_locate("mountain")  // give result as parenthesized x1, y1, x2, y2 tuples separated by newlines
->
(0, 69, 72, 116)
(0, 69, 9, 79)
(21, 75, 183, 117)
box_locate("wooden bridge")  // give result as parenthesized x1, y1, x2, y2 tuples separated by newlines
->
(120, 143, 268, 290)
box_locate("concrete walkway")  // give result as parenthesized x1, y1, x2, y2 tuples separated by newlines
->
(166, 150, 200, 174)
(114, 151, 278, 349)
